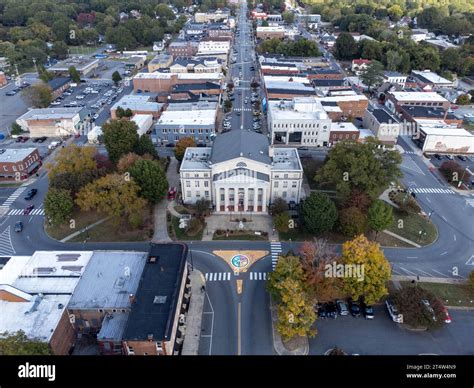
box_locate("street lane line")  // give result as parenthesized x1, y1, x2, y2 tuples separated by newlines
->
(237, 302, 241, 356)
(440, 251, 448, 256)
(415, 268, 433, 277)
(400, 266, 417, 276)
(431, 269, 449, 278)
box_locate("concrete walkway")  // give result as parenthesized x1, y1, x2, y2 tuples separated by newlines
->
(382, 230, 421, 248)
(152, 157, 180, 242)
(60, 217, 110, 242)
(182, 270, 206, 355)
(202, 214, 274, 241)
(391, 275, 467, 285)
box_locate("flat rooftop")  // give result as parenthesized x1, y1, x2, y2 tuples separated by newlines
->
(133, 72, 222, 81)
(330, 122, 360, 132)
(49, 57, 99, 71)
(180, 147, 212, 170)
(112, 94, 162, 112)
(268, 99, 329, 121)
(264, 75, 310, 85)
(0, 148, 37, 163)
(156, 109, 216, 127)
(389, 91, 448, 102)
(272, 148, 302, 171)
(411, 70, 453, 85)
(18, 107, 83, 121)
(418, 124, 474, 137)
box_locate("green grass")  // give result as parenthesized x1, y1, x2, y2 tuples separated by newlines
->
(170, 215, 204, 241)
(387, 209, 437, 246)
(68, 45, 98, 55)
(400, 282, 474, 308)
(45, 210, 104, 240)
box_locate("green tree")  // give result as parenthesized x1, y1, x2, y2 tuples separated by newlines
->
(456, 94, 471, 105)
(360, 60, 384, 92)
(272, 197, 288, 215)
(386, 50, 403, 72)
(174, 137, 196, 161)
(282, 11, 294, 24)
(0, 331, 52, 355)
(44, 188, 74, 226)
(10, 122, 23, 136)
(274, 211, 291, 233)
(334, 32, 357, 60)
(338, 207, 367, 237)
(301, 192, 338, 235)
(102, 120, 140, 164)
(51, 41, 69, 60)
(224, 99, 232, 112)
(112, 70, 122, 85)
(341, 235, 391, 305)
(368, 199, 394, 238)
(128, 159, 168, 204)
(315, 141, 402, 199)
(115, 106, 125, 119)
(135, 134, 158, 159)
(22, 82, 52, 108)
(68, 66, 81, 83)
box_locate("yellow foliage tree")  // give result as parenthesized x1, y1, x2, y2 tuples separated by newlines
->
(341, 234, 391, 305)
(47, 144, 97, 180)
(75, 173, 147, 227)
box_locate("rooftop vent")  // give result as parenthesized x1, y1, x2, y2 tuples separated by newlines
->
(149, 255, 158, 263)
(153, 295, 167, 304)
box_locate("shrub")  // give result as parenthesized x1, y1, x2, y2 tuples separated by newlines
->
(338, 207, 367, 237)
(469, 271, 474, 289)
(274, 212, 291, 233)
(439, 161, 471, 186)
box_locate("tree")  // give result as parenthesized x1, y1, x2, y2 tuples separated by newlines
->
(386, 50, 403, 72)
(274, 211, 291, 233)
(267, 255, 316, 341)
(224, 99, 232, 112)
(0, 331, 52, 355)
(315, 141, 402, 199)
(344, 189, 372, 212)
(299, 239, 342, 302)
(334, 32, 357, 60)
(272, 197, 288, 215)
(112, 70, 122, 85)
(128, 159, 168, 204)
(456, 94, 471, 105)
(76, 173, 147, 227)
(338, 207, 367, 237)
(22, 82, 52, 108)
(360, 60, 384, 92)
(102, 120, 140, 164)
(341, 235, 391, 305)
(195, 198, 211, 217)
(368, 199, 394, 238)
(47, 144, 98, 181)
(282, 11, 294, 24)
(174, 137, 196, 161)
(51, 41, 68, 60)
(10, 122, 23, 136)
(469, 271, 474, 289)
(115, 106, 125, 119)
(439, 161, 471, 186)
(68, 66, 81, 83)
(393, 285, 446, 330)
(301, 192, 338, 235)
(44, 188, 74, 226)
(117, 153, 152, 173)
(388, 5, 403, 22)
(135, 135, 158, 159)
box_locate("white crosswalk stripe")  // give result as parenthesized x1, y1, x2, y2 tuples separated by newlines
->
(0, 226, 16, 256)
(205, 272, 231, 282)
(270, 241, 282, 271)
(465, 198, 474, 207)
(7, 208, 45, 216)
(249, 272, 268, 280)
(1, 187, 27, 207)
(411, 187, 455, 194)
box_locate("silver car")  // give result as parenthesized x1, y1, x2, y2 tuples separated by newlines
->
(336, 300, 349, 316)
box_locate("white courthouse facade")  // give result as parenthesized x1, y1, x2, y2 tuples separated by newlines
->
(179, 131, 304, 213)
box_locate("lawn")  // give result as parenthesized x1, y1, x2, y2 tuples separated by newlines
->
(400, 282, 474, 308)
(387, 209, 437, 246)
(169, 214, 205, 241)
(68, 45, 98, 55)
(45, 210, 105, 240)
(213, 230, 268, 240)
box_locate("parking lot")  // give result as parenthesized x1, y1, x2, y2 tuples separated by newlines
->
(309, 306, 474, 355)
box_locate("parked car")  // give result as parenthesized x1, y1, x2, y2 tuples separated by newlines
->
(24, 189, 38, 201)
(20, 137, 29, 143)
(361, 302, 374, 319)
(336, 299, 349, 316)
(23, 205, 34, 215)
(433, 154, 443, 160)
(165, 142, 175, 148)
(326, 302, 337, 319)
(167, 187, 177, 201)
(6, 90, 17, 96)
(348, 299, 361, 317)
(386, 298, 403, 323)
(317, 304, 327, 319)
(14, 221, 23, 233)
(37, 136, 47, 143)
(441, 305, 451, 324)
(421, 299, 436, 321)
(446, 154, 454, 160)
(457, 155, 467, 161)
(15, 136, 24, 142)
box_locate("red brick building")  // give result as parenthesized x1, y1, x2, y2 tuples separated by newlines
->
(0, 148, 41, 181)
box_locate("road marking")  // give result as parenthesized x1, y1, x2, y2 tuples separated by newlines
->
(205, 291, 214, 356)
(237, 302, 241, 356)
(431, 269, 449, 278)
(440, 251, 448, 256)
(400, 266, 417, 276)
(415, 268, 433, 277)
(466, 255, 474, 265)
(407, 256, 418, 259)
(453, 234, 456, 241)
(0, 226, 16, 255)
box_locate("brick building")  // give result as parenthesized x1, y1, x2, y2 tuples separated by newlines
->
(168, 41, 199, 58)
(0, 148, 41, 181)
(133, 72, 222, 93)
(329, 122, 360, 144)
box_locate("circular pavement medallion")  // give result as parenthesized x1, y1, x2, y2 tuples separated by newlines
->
(231, 254, 250, 269)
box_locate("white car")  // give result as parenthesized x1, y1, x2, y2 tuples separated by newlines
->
(76, 95, 85, 100)
(386, 299, 403, 323)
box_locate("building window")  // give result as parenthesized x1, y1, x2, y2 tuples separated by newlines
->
(292, 181, 297, 188)
(204, 181, 209, 187)
(196, 191, 201, 197)
(186, 191, 191, 197)
(195, 181, 200, 187)
(282, 191, 287, 198)
(274, 181, 279, 188)
(186, 181, 190, 187)
(283, 181, 288, 188)
(205, 191, 209, 197)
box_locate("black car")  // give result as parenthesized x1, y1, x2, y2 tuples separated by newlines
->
(361, 302, 374, 319)
(24, 189, 38, 201)
(6, 91, 16, 96)
(317, 304, 327, 319)
(348, 299, 361, 317)
(14, 221, 23, 233)
(165, 142, 175, 148)
(433, 154, 443, 160)
(326, 302, 337, 319)
(457, 155, 467, 161)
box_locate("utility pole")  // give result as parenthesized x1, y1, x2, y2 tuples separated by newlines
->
(32, 58, 38, 74)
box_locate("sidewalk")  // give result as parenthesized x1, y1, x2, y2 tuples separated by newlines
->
(60, 217, 110, 242)
(182, 270, 206, 355)
(202, 213, 274, 241)
(391, 275, 467, 285)
(270, 297, 309, 356)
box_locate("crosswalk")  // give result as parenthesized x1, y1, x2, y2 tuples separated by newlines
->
(410, 187, 455, 194)
(465, 198, 474, 207)
(234, 108, 252, 112)
(8, 208, 45, 216)
(270, 241, 282, 270)
(249, 272, 268, 281)
(205, 272, 231, 282)
(0, 226, 16, 256)
(0, 186, 27, 208)
(391, 264, 465, 279)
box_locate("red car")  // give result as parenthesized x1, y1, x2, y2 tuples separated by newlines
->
(451, 105, 459, 110)
(23, 205, 34, 215)
(442, 306, 452, 323)
(20, 136, 29, 143)
(167, 187, 177, 201)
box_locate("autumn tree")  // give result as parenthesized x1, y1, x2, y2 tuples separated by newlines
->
(368, 199, 394, 238)
(338, 207, 367, 237)
(272, 197, 288, 215)
(47, 144, 97, 181)
(299, 239, 342, 302)
(22, 82, 52, 108)
(344, 189, 372, 212)
(75, 173, 147, 227)
(274, 211, 291, 233)
(0, 331, 52, 355)
(174, 137, 196, 161)
(127, 159, 168, 204)
(341, 235, 391, 305)
(117, 153, 152, 173)
(301, 192, 338, 235)
(44, 188, 74, 226)
(102, 120, 140, 164)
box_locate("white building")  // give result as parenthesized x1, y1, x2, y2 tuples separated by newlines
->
(267, 97, 332, 146)
(179, 131, 304, 212)
(197, 40, 231, 57)
(410, 70, 454, 89)
(363, 108, 402, 144)
(16, 107, 85, 137)
(383, 71, 407, 87)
